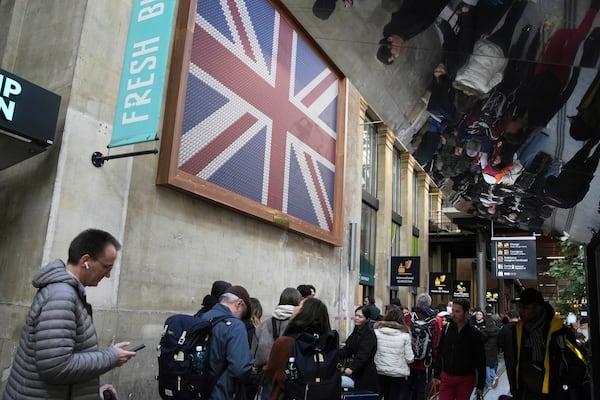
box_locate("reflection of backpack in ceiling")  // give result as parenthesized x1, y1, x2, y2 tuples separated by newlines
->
(468, 88, 513, 140)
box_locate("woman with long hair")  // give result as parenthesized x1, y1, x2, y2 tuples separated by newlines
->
(263, 297, 335, 400)
(373, 307, 414, 400)
(253, 288, 302, 399)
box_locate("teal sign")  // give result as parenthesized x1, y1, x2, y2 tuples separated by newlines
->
(110, 0, 176, 147)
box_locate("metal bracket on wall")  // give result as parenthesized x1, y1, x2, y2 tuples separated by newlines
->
(91, 149, 158, 167)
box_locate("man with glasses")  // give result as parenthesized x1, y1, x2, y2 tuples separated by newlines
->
(3, 228, 137, 400)
(202, 285, 254, 399)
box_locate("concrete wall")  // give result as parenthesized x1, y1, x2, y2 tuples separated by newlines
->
(0, 1, 431, 397)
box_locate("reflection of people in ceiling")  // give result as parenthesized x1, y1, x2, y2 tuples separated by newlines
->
(312, 0, 354, 20)
(569, 67, 600, 142)
(543, 139, 600, 209)
(512, 3, 600, 129)
(376, 0, 451, 65)
(452, 0, 528, 98)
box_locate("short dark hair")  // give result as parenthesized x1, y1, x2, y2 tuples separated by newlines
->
(452, 298, 471, 313)
(67, 229, 121, 264)
(365, 295, 375, 305)
(285, 297, 330, 335)
(356, 305, 372, 320)
(279, 287, 302, 306)
(296, 284, 315, 298)
(377, 38, 393, 65)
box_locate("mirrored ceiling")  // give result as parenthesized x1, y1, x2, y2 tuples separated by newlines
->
(281, 0, 600, 244)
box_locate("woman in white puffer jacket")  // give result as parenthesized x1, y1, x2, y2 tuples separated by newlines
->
(374, 307, 414, 400)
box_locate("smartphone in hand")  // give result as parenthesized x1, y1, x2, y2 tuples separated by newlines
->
(128, 343, 146, 352)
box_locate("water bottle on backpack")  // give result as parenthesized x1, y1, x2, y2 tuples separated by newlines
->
(193, 345, 207, 374)
(287, 357, 299, 382)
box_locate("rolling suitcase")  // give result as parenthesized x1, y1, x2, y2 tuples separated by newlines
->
(341, 389, 380, 399)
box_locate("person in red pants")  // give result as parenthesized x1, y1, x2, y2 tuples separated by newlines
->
(432, 298, 486, 400)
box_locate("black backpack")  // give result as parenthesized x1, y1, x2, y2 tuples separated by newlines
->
(285, 330, 341, 400)
(410, 312, 436, 363)
(157, 313, 229, 399)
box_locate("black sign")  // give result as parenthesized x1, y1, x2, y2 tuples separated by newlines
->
(390, 256, 420, 287)
(453, 280, 471, 298)
(491, 237, 537, 279)
(1, 68, 60, 145)
(486, 289, 499, 303)
(429, 272, 452, 295)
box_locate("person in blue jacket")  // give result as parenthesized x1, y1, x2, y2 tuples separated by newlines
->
(203, 285, 254, 400)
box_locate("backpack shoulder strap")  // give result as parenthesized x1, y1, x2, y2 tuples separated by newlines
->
(208, 314, 230, 327)
(411, 311, 419, 322)
(271, 317, 280, 340)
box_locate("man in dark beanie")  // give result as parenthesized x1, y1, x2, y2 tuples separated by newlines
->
(195, 280, 232, 316)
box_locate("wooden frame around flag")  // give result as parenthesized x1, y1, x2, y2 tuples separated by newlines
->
(157, 0, 346, 245)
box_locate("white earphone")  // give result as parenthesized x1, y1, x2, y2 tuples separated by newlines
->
(84, 261, 90, 270)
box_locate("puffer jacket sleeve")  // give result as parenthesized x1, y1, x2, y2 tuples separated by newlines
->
(404, 333, 415, 365)
(35, 283, 119, 383)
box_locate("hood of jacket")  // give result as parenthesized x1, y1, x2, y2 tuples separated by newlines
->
(374, 320, 409, 333)
(272, 304, 295, 320)
(33, 259, 85, 298)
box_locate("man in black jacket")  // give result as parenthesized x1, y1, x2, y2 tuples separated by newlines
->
(433, 298, 485, 399)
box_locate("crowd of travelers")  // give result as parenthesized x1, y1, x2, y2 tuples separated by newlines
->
(3, 232, 591, 400)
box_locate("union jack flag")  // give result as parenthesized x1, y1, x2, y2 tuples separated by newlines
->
(178, 0, 340, 232)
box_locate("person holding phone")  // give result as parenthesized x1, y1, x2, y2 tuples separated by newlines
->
(3, 229, 137, 400)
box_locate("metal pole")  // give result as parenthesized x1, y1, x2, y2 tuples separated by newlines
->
(477, 230, 487, 310)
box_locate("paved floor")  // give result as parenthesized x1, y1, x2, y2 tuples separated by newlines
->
(482, 357, 512, 400)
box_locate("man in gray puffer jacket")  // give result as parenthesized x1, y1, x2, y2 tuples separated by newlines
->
(3, 228, 137, 400)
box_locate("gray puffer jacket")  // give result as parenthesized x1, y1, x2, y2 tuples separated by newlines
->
(3, 260, 120, 400)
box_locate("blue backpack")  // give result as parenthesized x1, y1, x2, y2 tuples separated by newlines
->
(157, 314, 229, 399)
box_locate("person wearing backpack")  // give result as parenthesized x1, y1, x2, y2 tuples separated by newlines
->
(404, 293, 442, 400)
(264, 297, 340, 400)
(373, 307, 414, 400)
(339, 305, 380, 394)
(504, 288, 590, 400)
(202, 285, 254, 399)
(254, 287, 302, 399)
